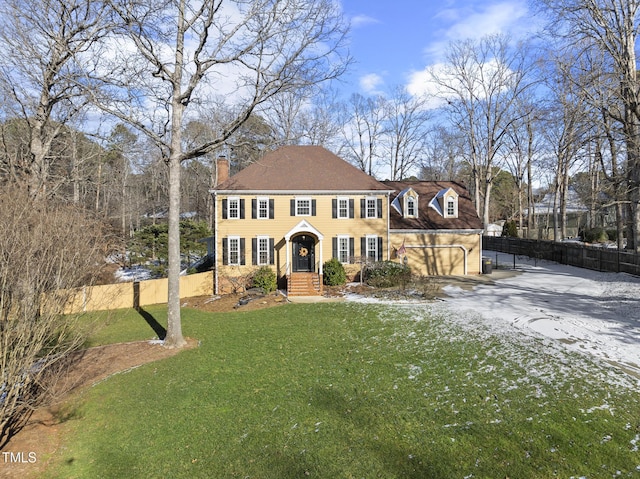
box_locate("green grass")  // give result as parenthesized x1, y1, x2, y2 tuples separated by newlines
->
(44, 302, 640, 478)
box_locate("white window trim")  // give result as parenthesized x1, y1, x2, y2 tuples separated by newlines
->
(337, 196, 349, 219)
(257, 235, 270, 265)
(295, 196, 312, 216)
(366, 234, 378, 260)
(365, 196, 378, 219)
(405, 196, 417, 217)
(257, 196, 269, 220)
(445, 196, 458, 218)
(227, 196, 240, 220)
(337, 234, 350, 264)
(228, 235, 241, 265)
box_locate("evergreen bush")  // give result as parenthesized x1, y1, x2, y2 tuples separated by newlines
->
(323, 258, 347, 286)
(364, 261, 411, 288)
(502, 220, 518, 237)
(583, 227, 608, 243)
(253, 266, 277, 294)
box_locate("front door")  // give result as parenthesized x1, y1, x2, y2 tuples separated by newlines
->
(293, 235, 315, 272)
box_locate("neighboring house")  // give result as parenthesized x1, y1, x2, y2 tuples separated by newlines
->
(526, 188, 588, 239)
(212, 145, 483, 295)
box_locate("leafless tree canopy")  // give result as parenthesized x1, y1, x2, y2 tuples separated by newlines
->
(0, 186, 113, 447)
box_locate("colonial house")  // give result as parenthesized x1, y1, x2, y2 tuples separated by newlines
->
(212, 145, 483, 296)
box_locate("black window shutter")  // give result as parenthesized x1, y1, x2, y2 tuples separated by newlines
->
(360, 198, 365, 218)
(349, 238, 355, 261)
(332, 199, 337, 218)
(251, 199, 257, 219)
(240, 199, 245, 219)
(290, 199, 295, 216)
(252, 238, 257, 265)
(269, 238, 275, 264)
(361, 237, 366, 256)
(269, 199, 275, 219)
(332, 237, 337, 258)
(377, 198, 383, 218)
(349, 199, 354, 218)
(222, 238, 228, 265)
(222, 199, 228, 219)
(240, 238, 246, 265)
(312, 199, 316, 216)
(377, 237, 383, 261)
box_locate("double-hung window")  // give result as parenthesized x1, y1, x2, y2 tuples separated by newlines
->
(446, 197, 457, 217)
(406, 196, 416, 216)
(228, 236, 240, 265)
(337, 235, 350, 263)
(366, 198, 377, 218)
(257, 197, 269, 219)
(257, 236, 270, 265)
(296, 197, 311, 216)
(337, 197, 349, 219)
(228, 197, 240, 219)
(366, 235, 378, 261)
(361, 196, 381, 219)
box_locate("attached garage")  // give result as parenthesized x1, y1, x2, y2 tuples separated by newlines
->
(383, 181, 484, 276)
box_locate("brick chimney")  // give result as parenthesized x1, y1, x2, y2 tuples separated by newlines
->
(216, 155, 229, 186)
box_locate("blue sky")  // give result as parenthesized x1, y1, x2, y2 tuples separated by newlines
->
(338, 0, 537, 97)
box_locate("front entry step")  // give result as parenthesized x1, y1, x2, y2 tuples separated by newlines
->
(287, 272, 322, 296)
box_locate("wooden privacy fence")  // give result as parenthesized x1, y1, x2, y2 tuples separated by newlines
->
(64, 271, 214, 314)
(483, 236, 640, 276)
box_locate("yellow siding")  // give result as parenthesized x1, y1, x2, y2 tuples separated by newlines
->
(215, 192, 482, 292)
(390, 232, 482, 276)
(215, 193, 389, 292)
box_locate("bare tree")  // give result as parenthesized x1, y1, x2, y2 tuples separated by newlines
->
(503, 94, 543, 237)
(0, 186, 111, 447)
(536, 0, 640, 250)
(340, 93, 386, 176)
(94, 0, 350, 347)
(430, 34, 536, 225)
(0, 0, 109, 199)
(419, 126, 465, 181)
(539, 53, 592, 241)
(383, 87, 432, 180)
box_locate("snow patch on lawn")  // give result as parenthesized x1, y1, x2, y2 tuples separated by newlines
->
(345, 252, 640, 388)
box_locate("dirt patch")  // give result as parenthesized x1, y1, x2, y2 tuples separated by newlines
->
(0, 339, 197, 479)
(181, 290, 288, 312)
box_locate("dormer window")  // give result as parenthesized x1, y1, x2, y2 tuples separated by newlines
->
(445, 196, 458, 218)
(428, 187, 459, 218)
(406, 196, 417, 217)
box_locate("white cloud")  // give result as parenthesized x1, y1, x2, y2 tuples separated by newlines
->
(406, 1, 534, 102)
(359, 73, 385, 95)
(350, 14, 381, 29)
(425, 1, 531, 61)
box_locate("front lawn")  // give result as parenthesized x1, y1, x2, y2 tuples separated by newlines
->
(46, 302, 640, 478)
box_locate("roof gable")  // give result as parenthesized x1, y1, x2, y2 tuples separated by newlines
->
(216, 145, 391, 192)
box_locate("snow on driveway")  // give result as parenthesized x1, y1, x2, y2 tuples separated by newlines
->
(441, 251, 640, 377)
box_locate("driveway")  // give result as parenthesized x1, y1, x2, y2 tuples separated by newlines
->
(440, 251, 640, 378)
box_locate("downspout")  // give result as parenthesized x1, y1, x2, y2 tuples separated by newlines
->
(405, 244, 468, 275)
(386, 192, 391, 260)
(214, 191, 219, 295)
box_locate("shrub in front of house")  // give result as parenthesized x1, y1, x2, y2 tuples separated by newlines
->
(364, 261, 411, 288)
(323, 258, 347, 286)
(253, 266, 277, 294)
